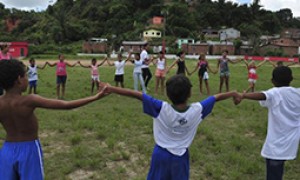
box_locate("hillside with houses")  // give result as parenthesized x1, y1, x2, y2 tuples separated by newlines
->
(1, 0, 300, 57)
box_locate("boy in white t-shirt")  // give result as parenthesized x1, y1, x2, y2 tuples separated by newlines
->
(100, 74, 240, 180)
(239, 66, 300, 180)
(27, 58, 47, 94)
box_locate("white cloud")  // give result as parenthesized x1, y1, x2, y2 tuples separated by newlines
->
(259, 0, 300, 17)
(0, 0, 56, 11)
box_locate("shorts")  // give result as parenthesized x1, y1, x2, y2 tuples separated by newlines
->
(155, 69, 166, 78)
(0, 140, 44, 180)
(29, 80, 37, 88)
(56, 75, 67, 85)
(220, 71, 230, 77)
(114, 74, 124, 82)
(201, 72, 209, 80)
(91, 75, 100, 82)
(147, 145, 189, 180)
(248, 78, 257, 83)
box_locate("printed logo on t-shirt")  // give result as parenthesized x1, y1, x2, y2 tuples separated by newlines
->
(178, 118, 187, 125)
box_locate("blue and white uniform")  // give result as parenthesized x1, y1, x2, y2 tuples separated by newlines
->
(142, 94, 216, 180)
(28, 65, 38, 88)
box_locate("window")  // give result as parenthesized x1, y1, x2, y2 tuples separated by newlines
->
(157, 32, 161, 36)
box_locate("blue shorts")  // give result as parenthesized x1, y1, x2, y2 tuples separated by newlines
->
(56, 75, 67, 85)
(0, 140, 44, 180)
(147, 145, 189, 180)
(29, 80, 37, 88)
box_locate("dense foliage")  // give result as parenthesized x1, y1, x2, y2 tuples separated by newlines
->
(1, 0, 300, 51)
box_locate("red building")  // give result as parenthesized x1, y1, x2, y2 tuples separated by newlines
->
(0, 42, 29, 58)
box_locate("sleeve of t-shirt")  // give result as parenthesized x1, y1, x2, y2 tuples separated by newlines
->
(200, 96, 216, 119)
(259, 89, 279, 108)
(142, 94, 163, 118)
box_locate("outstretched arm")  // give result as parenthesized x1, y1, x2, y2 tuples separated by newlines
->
(98, 57, 107, 66)
(37, 62, 48, 69)
(66, 61, 77, 67)
(77, 61, 90, 68)
(29, 86, 109, 109)
(229, 58, 242, 64)
(106, 58, 114, 66)
(207, 62, 217, 74)
(241, 92, 266, 101)
(243, 59, 249, 68)
(257, 60, 267, 68)
(47, 62, 57, 67)
(286, 62, 298, 67)
(214, 91, 241, 105)
(268, 61, 277, 68)
(166, 59, 177, 73)
(101, 83, 143, 101)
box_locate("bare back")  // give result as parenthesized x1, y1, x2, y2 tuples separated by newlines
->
(0, 94, 38, 142)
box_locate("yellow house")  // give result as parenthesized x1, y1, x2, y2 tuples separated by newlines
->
(143, 29, 162, 39)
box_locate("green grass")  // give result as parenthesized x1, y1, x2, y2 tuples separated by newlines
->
(1, 59, 300, 179)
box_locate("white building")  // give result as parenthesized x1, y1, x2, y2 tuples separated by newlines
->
(219, 28, 241, 41)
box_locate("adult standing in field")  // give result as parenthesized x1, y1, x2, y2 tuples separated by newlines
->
(47, 54, 77, 99)
(0, 44, 12, 96)
(141, 44, 152, 90)
(216, 50, 241, 93)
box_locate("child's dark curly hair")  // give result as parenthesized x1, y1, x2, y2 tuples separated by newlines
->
(0, 59, 26, 90)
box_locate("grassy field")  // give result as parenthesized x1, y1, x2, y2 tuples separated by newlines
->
(0, 59, 299, 180)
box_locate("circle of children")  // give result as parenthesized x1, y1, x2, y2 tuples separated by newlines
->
(0, 43, 299, 180)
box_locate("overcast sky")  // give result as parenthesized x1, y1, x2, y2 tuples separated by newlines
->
(0, 0, 299, 17)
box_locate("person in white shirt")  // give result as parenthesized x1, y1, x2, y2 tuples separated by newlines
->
(129, 53, 147, 94)
(238, 66, 300, 180)
(141, 44, 152, 89)
(27, 58, 47, 94)
(99, 74, 240, 180)
(107, 53, 131, 88)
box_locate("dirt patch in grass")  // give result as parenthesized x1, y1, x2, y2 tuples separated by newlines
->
(67, 169, 95, 180)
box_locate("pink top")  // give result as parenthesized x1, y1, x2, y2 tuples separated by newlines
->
(91, 65, 99, 75)
(0, 52, 11, 60)
(56, 61, 67, 76)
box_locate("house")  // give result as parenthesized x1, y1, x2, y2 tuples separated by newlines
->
(181, 43, 209, 55)
(143, 29, 162, 39)
(259, 38, 300, 56)
(122, 41, 148, 53)
(177, 38, 194, 49)
(82, 38, 108, 53)
(202, 28, 219, 39)
(219, 28, 240, 41)
(152, 16, 164, 25)
(207, 41, 235, 55)
(0, 42, 28, 58)
(280, 28, 300, 39)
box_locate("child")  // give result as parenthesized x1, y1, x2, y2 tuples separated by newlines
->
(100, 74, 240, 180)
(152, 51, 167, 95)
(27, 58, 47, 94)
(189, 53, 217, 95)
(106, 53, 131, 88)
(0, 44, 12, 60)
(237, 66, 300, 180)
(167, 51, 190, 75)
(129, 53, 147, 94)
(0, 59, 109, 179)
(243, 59, 267, 92)
(78, 57, 107, 94)
(47, 54, 77, 99)
(216, 50, 241, 93)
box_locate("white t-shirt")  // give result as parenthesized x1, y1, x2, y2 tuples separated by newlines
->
(133, 60, 143, 73)
(28, 65, 38, 81)
(259, 87, 300, 160)
(156, 58, 165, 70)
(143, 94, 216, 156)
(114, 60, 126, 75)
(141, 49, 149, 69)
